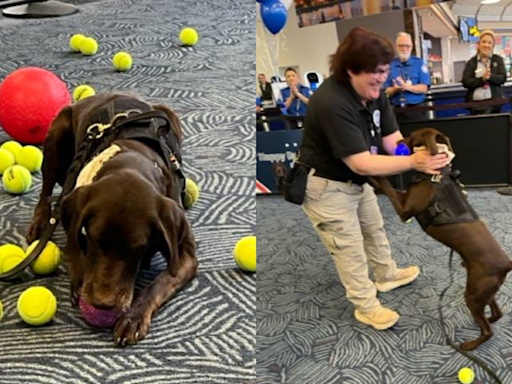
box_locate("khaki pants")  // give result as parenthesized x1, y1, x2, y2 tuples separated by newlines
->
(302, 174, 397, 312)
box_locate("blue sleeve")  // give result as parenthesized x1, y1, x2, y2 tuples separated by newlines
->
(280, 87, 290, 103)
(419, 61, 431, 86)
(301, 86, 311, 97)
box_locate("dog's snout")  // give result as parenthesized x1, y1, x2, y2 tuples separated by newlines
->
(91, 294, 117, 310)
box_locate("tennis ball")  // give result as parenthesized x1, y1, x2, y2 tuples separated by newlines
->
(0, 244, 26, 274)
(458, 367, 475, 384)
(113, 51, 133, 72)
(184, 179, 200, 208)
(69, 34, 86, 52)
(26, 240, 61, 275)
(0, 141, 22, 158)
(0, 149, 15, 175)
(233, 236, 256, 272)
(15, 145, 43, 173)
(179, 27, 199, 46)
(2, 165, 32, 194)
(79, 37, 98, 55)
(73, 85, 96, 102)
(17, 286, 57, 326)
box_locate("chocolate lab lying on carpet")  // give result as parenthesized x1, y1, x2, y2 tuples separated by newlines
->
(369, 128, 512, 351)
(26, 93, 198, 346)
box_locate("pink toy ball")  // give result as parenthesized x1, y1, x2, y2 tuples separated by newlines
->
(79, 295, 123, 328)
(0, 67, 71, 145)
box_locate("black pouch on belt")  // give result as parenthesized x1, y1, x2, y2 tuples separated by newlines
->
(284, 161, 311, 205)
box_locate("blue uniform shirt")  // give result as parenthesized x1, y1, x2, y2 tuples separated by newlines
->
(280, 84, 311, 116)
(384, 56, 431, 106)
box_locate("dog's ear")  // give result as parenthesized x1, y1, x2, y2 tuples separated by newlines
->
(424, 130, 439, 155)
(437, 133, 454, 153)
(61, 187, 89, 258)
(152, 104, 183, 146)
(156, 197, 196, 277)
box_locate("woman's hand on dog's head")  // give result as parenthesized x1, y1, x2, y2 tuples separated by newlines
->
(410, 150, 449, 175)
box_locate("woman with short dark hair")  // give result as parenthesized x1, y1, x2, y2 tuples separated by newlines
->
(280, 67, 310, 116)
(298, 27, 448, 330)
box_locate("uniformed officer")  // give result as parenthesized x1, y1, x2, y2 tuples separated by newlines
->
(298, 27, 448, 331)
(384, 32, 431, 121)
(280, 67, 311, 116)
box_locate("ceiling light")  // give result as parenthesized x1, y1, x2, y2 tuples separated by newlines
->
(480, 0, 500, 4)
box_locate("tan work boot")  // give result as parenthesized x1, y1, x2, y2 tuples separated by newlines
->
(375, 266, 420, 293)
(354, 305, 399, 330)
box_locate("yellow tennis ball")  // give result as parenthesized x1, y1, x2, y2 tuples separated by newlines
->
(113, 51, 133, 72)
(69, 33, 86, 52)
(73, 85, 96, 102)
(2, 165, 32, 194)
(179, 27, 199, 46)
(17, 286, 57, 326)
(234, 236, 256, 272)
(0, 244, 26, 274)
(26, 240, 61, 275)
(458, 367, 475, 384)
(15, 145, 43, 173)
(184, 179, 200, 208)
(0, 141, 22, 158)
(79, 37, 98, 55)
(0, 149, 15, 175)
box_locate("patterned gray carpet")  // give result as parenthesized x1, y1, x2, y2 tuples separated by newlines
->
(0, 1, 255, 383)
(257, 192, 512, 384)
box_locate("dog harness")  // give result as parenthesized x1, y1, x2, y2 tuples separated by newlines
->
(82, 96, 186, 204)
(412, 168, 479, 231)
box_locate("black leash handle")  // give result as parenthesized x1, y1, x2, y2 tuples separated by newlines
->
(439, 250, 503, 384)
(0, 219, 58, 280)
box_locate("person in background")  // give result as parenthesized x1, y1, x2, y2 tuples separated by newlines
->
(462, 30, 506, 115)
(280, 68, 311, 116)
(258, 73, 273, 102)
(384, 32, 431, 122)
(298, 27, 448, 331)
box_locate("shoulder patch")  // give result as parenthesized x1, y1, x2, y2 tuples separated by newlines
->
(421, 64, 428, 74)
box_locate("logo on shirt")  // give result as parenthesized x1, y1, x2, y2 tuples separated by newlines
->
(421, 64, 428, 74)
(493, 61, 497, 67)
(372, 109, 381, 129)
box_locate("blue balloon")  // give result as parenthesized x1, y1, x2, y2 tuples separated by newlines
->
(395, 142, 411, 156)
(261, 0, 287, 35)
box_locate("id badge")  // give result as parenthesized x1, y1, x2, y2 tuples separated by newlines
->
(370, 146, 378, 155)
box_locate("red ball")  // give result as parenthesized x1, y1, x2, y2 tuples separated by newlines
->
(0, 67, 71, 144)
(79, 295, 123, 328)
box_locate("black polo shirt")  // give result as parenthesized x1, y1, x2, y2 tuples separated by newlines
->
(299, 76, 399, 185)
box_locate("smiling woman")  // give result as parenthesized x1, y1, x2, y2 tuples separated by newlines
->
(462, 29, 507, 115)
(295, 26, 448, 330)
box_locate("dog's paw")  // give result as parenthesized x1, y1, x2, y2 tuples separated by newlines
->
(26, 222, 46, 244)
(488, 314, 502, 323)
(69, 283, 81, 307)
(113, 311, 151, 347)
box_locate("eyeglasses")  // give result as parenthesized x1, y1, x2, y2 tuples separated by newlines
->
(371, 67, 390, 76)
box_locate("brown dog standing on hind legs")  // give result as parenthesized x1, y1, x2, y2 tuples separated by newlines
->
(368, 127, 512, 351)
(26, 93, 198, 346)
